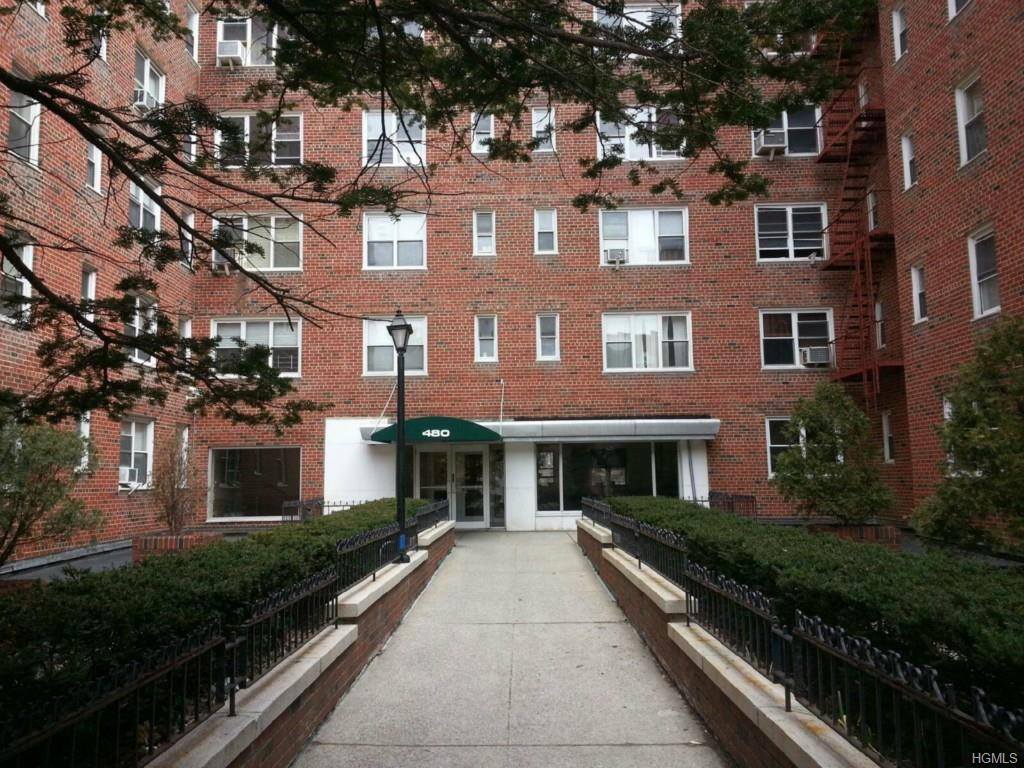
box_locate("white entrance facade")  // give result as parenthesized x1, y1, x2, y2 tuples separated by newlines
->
(323, 417, 719, 531)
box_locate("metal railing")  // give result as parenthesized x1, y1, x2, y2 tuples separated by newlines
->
(415, 499, 451, 530)
(0, 503, 449, 768)
(580, 498, 1024, 767)
(707, 491, 757, 518)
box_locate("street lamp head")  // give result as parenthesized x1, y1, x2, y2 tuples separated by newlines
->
(387, 309, 414, 354)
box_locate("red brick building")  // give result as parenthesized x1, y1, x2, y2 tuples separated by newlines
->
(1, 0, 1020, 566)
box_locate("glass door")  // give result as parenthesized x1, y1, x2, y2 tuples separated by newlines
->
(454, 449, 486, 526)
(418, 450, 449, 503)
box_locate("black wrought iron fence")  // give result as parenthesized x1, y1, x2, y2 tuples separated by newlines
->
(0, 503, 449, 768)
(708, 490, 758, 518)
(580, 498, 1024, 767)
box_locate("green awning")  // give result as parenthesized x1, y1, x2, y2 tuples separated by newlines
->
(369, 417, 503, 444)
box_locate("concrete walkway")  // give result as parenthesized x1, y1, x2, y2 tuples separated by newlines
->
(296, 531, 730, 768)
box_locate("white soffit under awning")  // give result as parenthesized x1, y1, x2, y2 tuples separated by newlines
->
(359, 418, 721, 443)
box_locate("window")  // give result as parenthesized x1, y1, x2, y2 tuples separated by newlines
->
(536, 314, 560, 360)
(178, 316, 192, 360)
(755, 106, 820, 156)
(948, 0, 971, 19)
(956, 78, 986, 164)
(594, 3, 680, 37)
(214, 215, 302, 270)
(534, 209, 558, 254)
(1, 241, 32, 322)
(80, 266, 96, 322)
(743, 0, 814, 55)
(857, 78, 870, 110)
(603, 313, 692, 371)
(874, 300, 885, 349)
(537, 441, 680, 512)
(119, 419, 153, 488)
(471, 113, 493, 154)
(760, 310, 832, 368)
(126, 295, 156, 365)
(475, 315, 497, 362)
(86, 143, 102, 192)
(216, 114, 302, 166)
(91, 26, 108, 61)
(209, 447, 300, 518)
(911, 265, 927, 322)
(881, 411, 895, 463)
(600, 209, 687, 265)
(969, 228, 999, 317)
(892, 7, 908, 60)
(129, 182, 160, 231)
(181, 211, 195, 266)
(364, 212, 426, 269)
(7, 91, 40, 165)
(363, 316, 427, 375)
(532, 107, 555, 152)
(765, 418, 796, 476)
(473, 211, 495, 256)
(865, 188, 878, 231)
(755, 204, 826, 261)
(133, 50, 164, 109)
(901, 135, 917, 189)
(27, 1, 46, 17)
(212, 319, 301, 376)
(184, 4, 199, 59)
(217, 17, 281, 66)
(77, 412, 91, 471)
(596, 107, 682, 160)
(363, 109, 425, 167)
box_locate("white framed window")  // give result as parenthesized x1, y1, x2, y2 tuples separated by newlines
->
(955, 77, 986, 165)
(603, 312, 692, 372)
(474, 315, 498, 362)
(760, 309, 833, 368)
(755, 204, 826, 261)
(865, 188, 878, 231)
(212, 319, 302, 377)
(594, 3, 681, 38)
(911, 265, 927, 323)
(126, 295, 157, 365)
(363, 109, 425, 167)
(129, 181, 161, 231)
(881, 410, 895, 463)
(7, 91, 41, 165)
(532, 107, 555, 152)
(86, 143, 102, 192)
(600, 209, 687, 265)
(363, 212, 426, 269)
(765, 417, 797, 476)
(217, 16, 282, 66)
(948, 0, 971, 20)
(209, 446, 301, 519)
(857, 78, 870, 110)
(892, 7, 908, 60)
(77, 411, 91, 471)
(214, 214, 302, 270)
(901, 135, 917, 189)
(968, 227, 999, 318)
(534, 209, 558, 254)
(752, 106, 820, 156)
(1, 241, 32, 323)
(536, 314, 560, 361)
(181, 211, 195, 266)
(473, 211, 495, 256)
(133, 50, 164, 110)
(874, 300, 885, 349)
(215, 113, 302, 166)
(80, 266, 97, 322)
(119, 418, 154, 488)
(184, 4, 200, 60)
(363, 316, 427, 375)
(471, 113, 493, 154)
(178, 316, 192, 361)
(184, 124, 198, 163)
(596, 107, 682, 160)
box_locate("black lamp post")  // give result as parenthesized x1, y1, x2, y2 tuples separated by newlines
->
(387, 309, 413, 563)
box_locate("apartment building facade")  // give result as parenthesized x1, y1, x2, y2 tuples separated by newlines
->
(1, 0, 1019, 564)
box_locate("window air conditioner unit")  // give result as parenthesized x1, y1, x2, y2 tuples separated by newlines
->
(754, 129, 787, 156)
(800, 346, 832, 366)
(132, 89, 157, 112)
(217, 40, 245, 66)
(211, 259, 235, 275)
(604, 248, 629, 266)
(119, 466, 138, 485)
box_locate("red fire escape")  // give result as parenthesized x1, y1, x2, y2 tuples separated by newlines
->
(815, 51, 899, 411)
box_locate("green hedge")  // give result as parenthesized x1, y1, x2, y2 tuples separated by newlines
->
(605, 497, 1024, 708)
(0, 499, 424, 716)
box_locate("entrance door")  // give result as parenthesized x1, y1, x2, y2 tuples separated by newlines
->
(418, 450, 449, 503)
(454, 449, 487, 526)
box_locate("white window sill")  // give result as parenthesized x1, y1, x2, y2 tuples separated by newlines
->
(883, 459, 896, 465)
(362, 161, 426, 169)
(473, 358, 498, 364)
(903, 182, 918, 192)
(119, 483, 152, 492)
(362, 265, 427, 271)
(751, 152, 819, 160)
(600, 261, 690, 268)
(473, 251, 496, 258)
(206, 515, 288, 523)
(536, 357, 561, 363)
(958, 149, 988, 169)
(603, 367, 695, 374)
(973, 307, 1001, 321)
(761, 365, 828, 372)
(912, 317, 928, 325)
(756, 257, 827, 264)
(215, 372, 301, 380)
(7, 150, 40, 169)
(363, 371, 428, 378)
(534, 251, 559, 257)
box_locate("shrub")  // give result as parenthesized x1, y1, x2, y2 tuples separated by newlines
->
(0, 498, 424, 716)
(605, 496, 1024, 707)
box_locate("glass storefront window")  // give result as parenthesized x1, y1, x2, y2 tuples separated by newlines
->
(536, 444, 561, 511)
(210, 447, 300, 517)
(489, 445, 505, 527)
